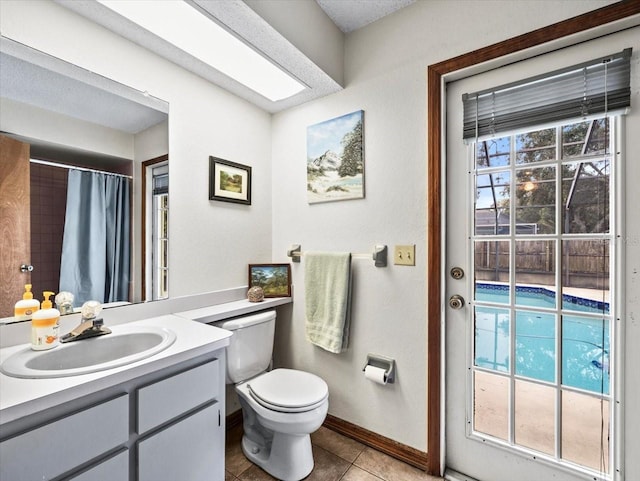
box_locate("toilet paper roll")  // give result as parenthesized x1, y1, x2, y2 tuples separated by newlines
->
(364, 365, 388, 385)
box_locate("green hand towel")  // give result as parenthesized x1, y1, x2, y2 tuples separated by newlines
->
(304, 252, 352, 353)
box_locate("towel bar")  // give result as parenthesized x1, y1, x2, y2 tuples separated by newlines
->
(287, 244, 387, 267)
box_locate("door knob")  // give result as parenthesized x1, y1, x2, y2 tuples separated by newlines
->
(449, 294, 465, 310)
(20, 264, 34, 273)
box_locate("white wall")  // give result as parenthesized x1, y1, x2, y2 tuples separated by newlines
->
(343, 0, 618, 85)
(0, 0, 273, 297)
(271, 65, 428, 450)
(131, 120, 170, 302)
(270, 0, 624, 454)
(134, 120, 169, 162)
(0, 97, 134, 159)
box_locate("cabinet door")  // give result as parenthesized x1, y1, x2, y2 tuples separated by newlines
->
(68, 450, 128, 481)
(138, 403, 223, 481)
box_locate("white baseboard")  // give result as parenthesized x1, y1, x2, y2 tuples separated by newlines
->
(444, 468, 481, 481)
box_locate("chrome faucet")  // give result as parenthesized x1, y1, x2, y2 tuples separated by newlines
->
(60, 317, 111, 343)
(60, 301, 111, 343)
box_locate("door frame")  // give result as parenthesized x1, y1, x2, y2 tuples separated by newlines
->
(425, 3, 640, 475)
(141, 154, 169, 302)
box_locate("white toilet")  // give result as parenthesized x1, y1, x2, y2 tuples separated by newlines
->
(217, 310, 329, 481)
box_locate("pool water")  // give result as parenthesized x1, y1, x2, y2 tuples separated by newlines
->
(476, 285, 610, 314)
(474, 284, 610, 395)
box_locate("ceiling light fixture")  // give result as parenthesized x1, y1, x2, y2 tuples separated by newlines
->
(97, 0, 306, 101)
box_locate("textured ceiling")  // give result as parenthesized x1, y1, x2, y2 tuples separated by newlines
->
(0, 37, 168, 134)
(0, 53, 167, 135)
(0, 36, 169, 167)
(316, 0, 416, 33)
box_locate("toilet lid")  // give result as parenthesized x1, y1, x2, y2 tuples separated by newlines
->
(247, 369, 328, 413)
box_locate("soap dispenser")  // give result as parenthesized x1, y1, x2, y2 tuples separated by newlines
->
(14, 284, 40, 321)
(31, 291, 60, 351)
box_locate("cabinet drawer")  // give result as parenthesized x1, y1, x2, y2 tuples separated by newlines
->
(68, 449, 129, 481)
(0, 394, 128, 481)
(137, 359, 219, 434)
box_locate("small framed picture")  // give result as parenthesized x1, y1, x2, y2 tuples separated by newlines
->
(209, 156, 252, 205)
(248, 264, 292, 298)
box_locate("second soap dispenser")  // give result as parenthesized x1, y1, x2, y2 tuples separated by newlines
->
(31, 291, 60, 351)
(14, 284, 40, 321)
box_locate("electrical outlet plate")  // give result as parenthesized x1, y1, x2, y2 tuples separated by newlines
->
(394, 245, 415, 266)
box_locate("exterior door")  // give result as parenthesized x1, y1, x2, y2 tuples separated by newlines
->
(444, 54, 616, 480)
(0, 135, 31, 318)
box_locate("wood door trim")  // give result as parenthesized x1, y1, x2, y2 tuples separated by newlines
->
(426, 1, 640, 475)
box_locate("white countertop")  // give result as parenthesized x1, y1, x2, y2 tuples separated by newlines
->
(0, 315, 232, 425)
(175, 297, 291, 323)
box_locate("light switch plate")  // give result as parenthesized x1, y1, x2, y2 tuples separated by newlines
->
(394, 245, 415, 266)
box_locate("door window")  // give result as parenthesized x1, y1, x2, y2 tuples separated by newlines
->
(471, 117, 615, 476)
(151, 164, 169, 300)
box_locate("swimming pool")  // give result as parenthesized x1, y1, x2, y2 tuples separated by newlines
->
(474, 283, 610, 395)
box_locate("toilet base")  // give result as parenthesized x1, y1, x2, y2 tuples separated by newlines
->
(242, 431, 314, 481)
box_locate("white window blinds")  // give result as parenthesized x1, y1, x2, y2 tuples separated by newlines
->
(462, 48, 632, 141)
(152, 167, 169, 195)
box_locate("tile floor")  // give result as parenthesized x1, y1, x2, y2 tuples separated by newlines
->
(225, 424, 444, 481)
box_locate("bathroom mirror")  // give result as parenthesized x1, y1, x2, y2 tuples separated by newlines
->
(0, 38, 169, 321)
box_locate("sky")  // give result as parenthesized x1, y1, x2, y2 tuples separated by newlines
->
(306, 110, 362, 160)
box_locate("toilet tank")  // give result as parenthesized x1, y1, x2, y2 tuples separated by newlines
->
(217, 310, 276, 384)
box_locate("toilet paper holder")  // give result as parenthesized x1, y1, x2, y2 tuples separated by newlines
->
(362, 354, 396, 384)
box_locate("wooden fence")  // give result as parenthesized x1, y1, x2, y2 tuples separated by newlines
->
(474, 239, 609, 289)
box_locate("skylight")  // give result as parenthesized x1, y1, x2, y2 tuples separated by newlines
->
(98, 0, 306, 101)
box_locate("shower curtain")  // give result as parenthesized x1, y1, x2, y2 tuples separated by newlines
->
(59, 169, 131, 306)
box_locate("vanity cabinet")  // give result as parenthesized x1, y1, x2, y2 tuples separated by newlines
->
(137, 359, 220, 433)
(139, 403, 221, 481)
(0, 351, 226, 481)
(0, 395, 129, 481)
(137, 359, 223, 481)
(69, 451, 129, 481)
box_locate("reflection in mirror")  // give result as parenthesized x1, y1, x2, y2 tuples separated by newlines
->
(45, 159, 131, 307)
(0, 37, 169, 320)
(144, 158, 169, 301)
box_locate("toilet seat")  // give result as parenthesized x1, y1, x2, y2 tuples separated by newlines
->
(247, 368, 328, 413)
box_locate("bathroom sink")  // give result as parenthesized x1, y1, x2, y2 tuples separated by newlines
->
(0, 325, 176, 379)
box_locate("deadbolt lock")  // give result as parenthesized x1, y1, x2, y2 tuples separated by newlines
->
(450, 267, 464, 279)
(449, 294, 465, 310)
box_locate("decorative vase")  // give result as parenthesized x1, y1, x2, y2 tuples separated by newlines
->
(247, 286, 265, 302)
